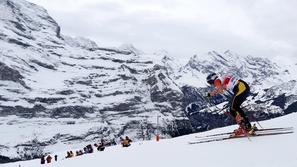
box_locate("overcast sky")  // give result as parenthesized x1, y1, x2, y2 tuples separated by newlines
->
(27, 0, 297, 63)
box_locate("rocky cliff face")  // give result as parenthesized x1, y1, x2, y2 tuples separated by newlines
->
(0, 0, 190, 162)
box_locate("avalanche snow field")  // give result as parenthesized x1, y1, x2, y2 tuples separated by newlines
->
(2, 113, 297, 167)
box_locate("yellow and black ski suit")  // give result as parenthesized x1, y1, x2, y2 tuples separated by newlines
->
(230, 79, 251, 128)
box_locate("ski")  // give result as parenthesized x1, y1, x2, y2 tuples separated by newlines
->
(195, 127, 293, 139)
(189, 128, 294, 145)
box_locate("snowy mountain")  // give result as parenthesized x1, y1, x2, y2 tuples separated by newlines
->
(0, 0, 296, 163)
(0, 0, 191, 162)
(172, 50, 297, 131)
(2, 113, 297, 167)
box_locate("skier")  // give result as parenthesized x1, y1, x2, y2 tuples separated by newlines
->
(206, 73, 256, 135)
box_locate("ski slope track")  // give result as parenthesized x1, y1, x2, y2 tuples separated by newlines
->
(1, 113, 297, 167)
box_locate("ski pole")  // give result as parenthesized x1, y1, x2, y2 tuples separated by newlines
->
(249, 113, 263, 129)
(196, 90, 228, 115)
(203, 95, 229, 114)
(203, 96, 223, 114)
(196, 91, 215, 113)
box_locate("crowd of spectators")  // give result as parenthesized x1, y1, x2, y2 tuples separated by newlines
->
(40, 136, 133, 164)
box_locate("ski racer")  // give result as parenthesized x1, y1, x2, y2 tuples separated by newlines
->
(206, 73, 256, 135)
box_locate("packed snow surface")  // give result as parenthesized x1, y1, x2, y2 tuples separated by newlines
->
(1, 113, 296, 167)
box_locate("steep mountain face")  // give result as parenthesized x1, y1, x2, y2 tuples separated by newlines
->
(0, 0, 190, 162)
(0, 0, 296, 163)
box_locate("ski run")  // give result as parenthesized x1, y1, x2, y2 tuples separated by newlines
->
(1, 113, 296, 167)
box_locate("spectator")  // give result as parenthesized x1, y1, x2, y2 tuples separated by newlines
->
(98, 138, 106, 151)
(40, 155, 45, 164)
(66, 151, 70, 158)
(66, 150, 76, 158)
(46, 155, 52, 163)
(70, 151, 74, 157)
(86, 144, 93, 153)
(54, 155, 58, 161)
(76, 150, 83, 156)
(83, 147, 88, 154)
(121, 136, 132, 147)
(94, 139, 106, 151)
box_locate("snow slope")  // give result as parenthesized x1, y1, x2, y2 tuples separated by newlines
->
(1, 113, 296, 167)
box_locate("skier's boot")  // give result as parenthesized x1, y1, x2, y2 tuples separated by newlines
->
(232, 113, 257, 136)
(247, 123, 258, 135)
(232, 125, 246, 136)
(230, 113, 246, 137)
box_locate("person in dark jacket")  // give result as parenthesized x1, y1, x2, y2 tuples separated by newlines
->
(97, 138, 106, 151)
(86, 144, 93, 153)
(54, 155, 57, 161)
(40, 155, 45, 164)
(66, 151, 70, 158)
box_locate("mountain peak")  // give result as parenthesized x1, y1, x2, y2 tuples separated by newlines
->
(119, 43, 143, 55)
(64, 36, 98, 50)
(0, 0, 61, 40)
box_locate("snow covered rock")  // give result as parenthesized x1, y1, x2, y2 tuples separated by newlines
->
(0, 0, 191, 162)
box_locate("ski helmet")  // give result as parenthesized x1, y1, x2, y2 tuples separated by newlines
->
(206, 73, 218, 85)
